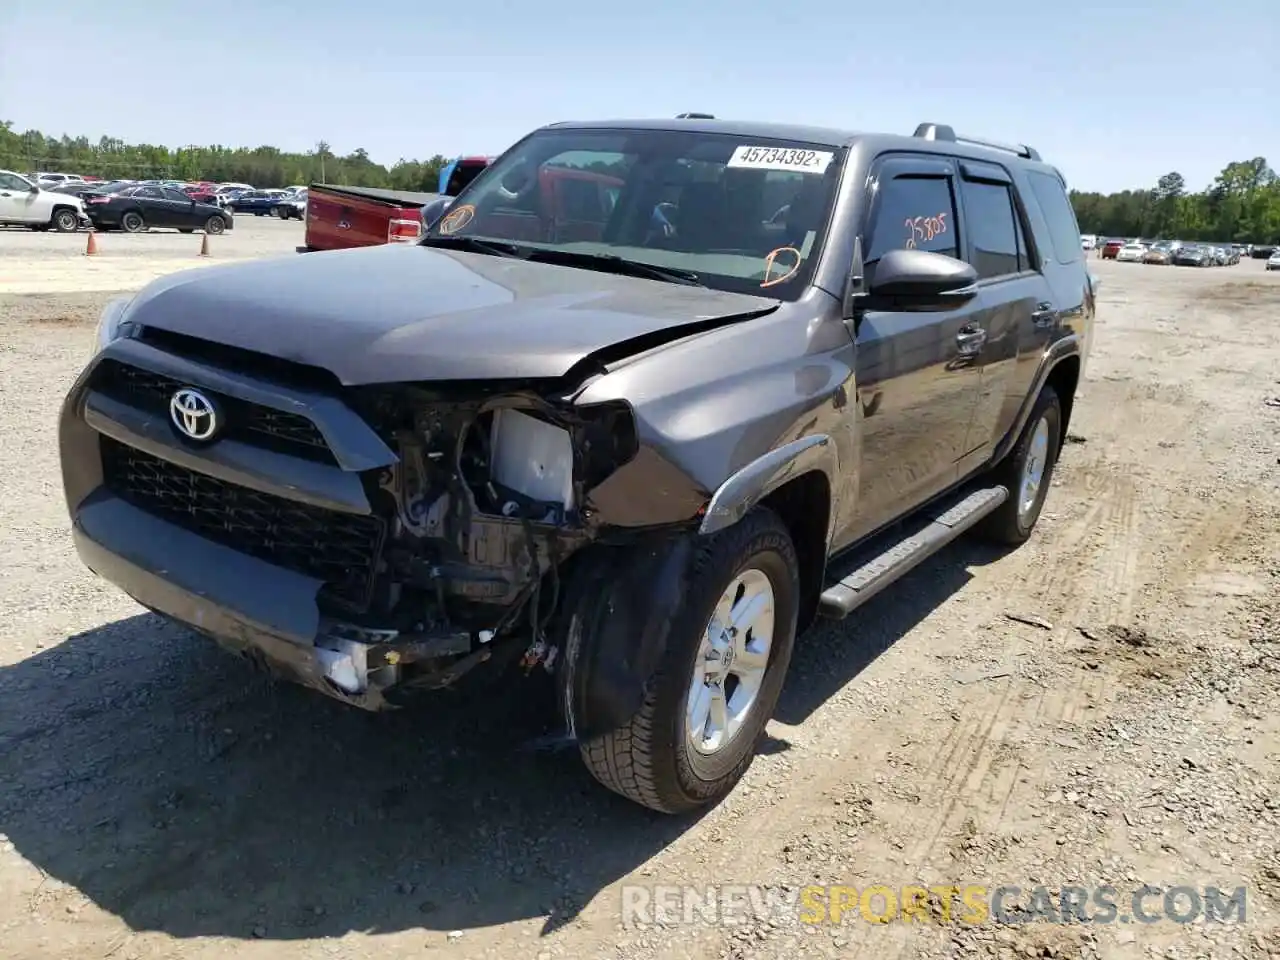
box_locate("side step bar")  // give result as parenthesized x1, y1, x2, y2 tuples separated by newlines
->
(817, 485, 1008, 620)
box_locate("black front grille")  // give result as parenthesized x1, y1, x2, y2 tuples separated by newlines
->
(100, 438, 384, 611)
(91, 360, 335, 464)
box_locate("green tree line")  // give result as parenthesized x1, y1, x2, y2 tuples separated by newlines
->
(5, 121, 1279, 242)
(1070, 159, 1280, 244)
(0, 121, 450, 193)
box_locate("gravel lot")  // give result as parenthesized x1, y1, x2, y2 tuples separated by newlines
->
(0, 251, 1277, 960)
(0, 215, 303, 294)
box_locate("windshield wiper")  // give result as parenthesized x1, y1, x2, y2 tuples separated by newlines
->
(420, 235, 526, 258)
(522, 249, 703, 287)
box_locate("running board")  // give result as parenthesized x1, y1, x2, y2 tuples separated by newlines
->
(817, 485, 1009, 620)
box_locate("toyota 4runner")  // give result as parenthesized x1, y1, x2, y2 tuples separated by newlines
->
(60, 116, 1095, 814)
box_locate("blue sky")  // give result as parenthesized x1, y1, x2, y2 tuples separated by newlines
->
(2, 0, 1275, 193)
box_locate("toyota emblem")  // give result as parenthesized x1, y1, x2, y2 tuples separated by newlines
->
(169, 387, 219, 441)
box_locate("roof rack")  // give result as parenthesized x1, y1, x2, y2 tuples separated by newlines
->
(911, 123, 1041, 162)
(675, 112, 716, 119)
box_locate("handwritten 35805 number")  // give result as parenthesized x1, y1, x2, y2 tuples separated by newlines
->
(903, 213, 948, 249)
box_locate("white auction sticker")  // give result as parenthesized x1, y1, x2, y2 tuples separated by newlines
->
(726, 145, 834, 174)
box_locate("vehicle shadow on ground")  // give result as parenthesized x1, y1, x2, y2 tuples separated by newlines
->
(0, 540, 1002, 943)
(777, 537, 1007, 725)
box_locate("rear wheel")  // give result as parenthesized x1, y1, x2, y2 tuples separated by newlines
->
(121, 211, 146, 233)
(578, 508, 799, 814)
(978, 385, 1062, 545)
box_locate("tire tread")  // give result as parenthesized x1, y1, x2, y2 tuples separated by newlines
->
(580, 509, 797, 814)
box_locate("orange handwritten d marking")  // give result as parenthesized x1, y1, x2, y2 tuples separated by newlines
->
(761, 246, 802, 287)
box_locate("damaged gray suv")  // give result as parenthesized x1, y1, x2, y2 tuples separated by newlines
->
(60, 117, 1095, 814)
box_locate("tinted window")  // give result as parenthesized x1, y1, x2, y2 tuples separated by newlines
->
(866, 174, 958, 270)
(960, 178, 1024, 279)
(161, 188, 190, 202)
(135, 186, 162, 199)
(1026, 171, 1081, 264)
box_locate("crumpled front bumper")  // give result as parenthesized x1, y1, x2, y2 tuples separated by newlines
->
(71, 490, 398, 709)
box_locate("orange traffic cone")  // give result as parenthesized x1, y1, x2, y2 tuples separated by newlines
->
(199, 233, 210, 257)
(85, 231, 98, 256)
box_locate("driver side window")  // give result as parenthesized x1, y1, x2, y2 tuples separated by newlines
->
(0, 173, 30, 191)
(864, 174, 959, 278)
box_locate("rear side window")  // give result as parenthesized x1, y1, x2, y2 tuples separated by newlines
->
(866, 174, 958, 270)
(959, 178, 1027, 280)
(1026, 171, 1082, 264)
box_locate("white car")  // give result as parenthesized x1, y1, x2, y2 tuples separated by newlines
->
(36, 172, 84, 186)
(0, 169, 87, 232)
(1116, 242, 1146, 262)
(1267, 250, 1280, 271)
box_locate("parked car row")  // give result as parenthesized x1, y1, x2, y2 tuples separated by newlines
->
(1098, 237, 1243, 267)
(26, 175, 317, 233)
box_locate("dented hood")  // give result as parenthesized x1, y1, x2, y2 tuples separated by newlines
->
(124, 244, 780, 385)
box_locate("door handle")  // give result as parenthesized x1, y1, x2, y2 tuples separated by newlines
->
(1032, 302, 1056, 327)
(956, 325, 986, 356)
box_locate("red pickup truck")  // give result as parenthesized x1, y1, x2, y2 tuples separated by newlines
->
(300, 156, 494, 253)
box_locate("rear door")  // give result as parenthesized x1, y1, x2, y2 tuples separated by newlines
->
(950, 158, 1054, 469)
(131, 186, 170, 226)
(850, 155, 986, 537)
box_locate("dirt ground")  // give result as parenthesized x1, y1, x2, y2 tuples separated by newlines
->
(0, 216, 302, 293)
(0, 256, 1277, 960)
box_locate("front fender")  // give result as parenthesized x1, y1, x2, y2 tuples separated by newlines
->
(697, 434, 837, 537)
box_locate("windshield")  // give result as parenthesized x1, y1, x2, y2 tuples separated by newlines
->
(425, 127, 845, 299)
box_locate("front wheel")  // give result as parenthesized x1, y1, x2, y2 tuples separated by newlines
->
(579, 508, 799, 814)
(978, 384, 1062, 545)
(205, 215, 226, 235)
(52, 209, 79, 232)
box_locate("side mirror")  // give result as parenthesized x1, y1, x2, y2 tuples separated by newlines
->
(28, 184, 39, 194)
(848, 248, 978, 315)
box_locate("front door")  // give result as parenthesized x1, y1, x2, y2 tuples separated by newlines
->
(844, 157, 985, 544)
(160, 187, 199, 228)
(0, 172, 35, 222)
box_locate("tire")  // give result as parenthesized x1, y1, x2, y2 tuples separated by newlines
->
(275, 206, 289, 220)
(579, 508, 800, 814)
(205, 215, 226, 235)
(978, 384, 1062, 545)
(52, 209, 79, 233)
(121, 211, 146, 233)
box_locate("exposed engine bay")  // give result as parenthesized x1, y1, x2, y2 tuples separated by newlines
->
(315, 388, 643, 702)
